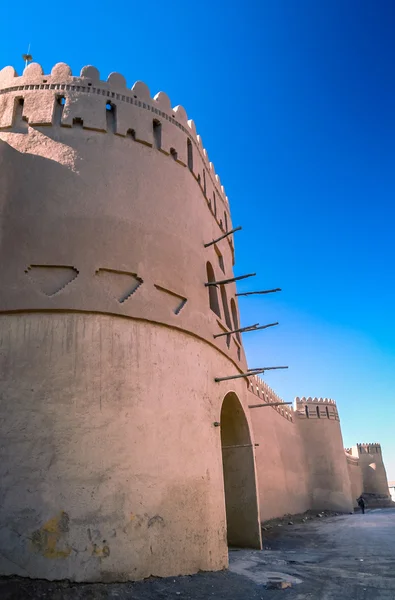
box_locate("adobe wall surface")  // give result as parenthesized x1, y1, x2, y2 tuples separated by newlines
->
(0, 63, 262, 582)
(0, 63, 244, 370)
(249, 378, 310, 522)
(356, 444, 390, 499)
(345, 452, 363, 507)
(294, 398, 353, 513)
(0, 313, 260, 581)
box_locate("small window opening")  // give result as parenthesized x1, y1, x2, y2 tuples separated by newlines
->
(214, 245, 225, 273)
(170, 147, 178, 161)
(106, 102, 116, 133)
(55, 96, 66, 125)
(203, 169, 207, 195)
(224, 212, 228, 232)
(213, 191, 217, 216)
(73, 117, 83, 127)
(230, 299, 240, 342)
(305, 406, 309, 419)
(220, 284, 232, 330)
(206, 262, 221, 317)
(14, 98, 28, 132)
(187, 138, 193, 171)
(316, 406, 320, 418)
(326, 406, 329, 418)
(153, 119, 162, 149)
(126, 128, 136, 139)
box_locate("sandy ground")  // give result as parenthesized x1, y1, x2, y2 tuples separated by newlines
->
(1, 508, 395, 599)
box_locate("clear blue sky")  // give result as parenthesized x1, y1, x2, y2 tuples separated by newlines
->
(1, 1, 394, 477)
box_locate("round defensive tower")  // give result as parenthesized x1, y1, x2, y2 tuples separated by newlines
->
(0, 63, 261, 582)
(356, 443, 391, 500)
(294, 397, 353, 512)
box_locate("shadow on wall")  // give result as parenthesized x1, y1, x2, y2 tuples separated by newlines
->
(220, 392, 261, 549)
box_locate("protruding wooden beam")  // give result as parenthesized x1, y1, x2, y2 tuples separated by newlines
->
(215, 366, 288, 382)
(205, 273, 256, 287)
(204, 226, 242, 248)
(236, 288, 282, 297)
(215, 369, 266, 382)
(222, 444, 253, 449)
(213, 322, 279, 339)
(249, 402, 292, 408)
(247, 366, 288, 373)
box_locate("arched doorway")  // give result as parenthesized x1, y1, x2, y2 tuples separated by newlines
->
(220, 392, 262, 549)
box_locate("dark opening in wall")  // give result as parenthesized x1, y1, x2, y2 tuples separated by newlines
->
(316, 406, 320, 418)
(73, 117, 83, 127)
(326, 406, 329, 418)
(213, 191, 217, 216)
(14, 98, 28, 132)
(170, 147, 178, 161)
(187, 138, 193, 171)
(55, 96, 66, 125)
(220, 284, 232, 330)
(224, 212, 228, 231)
(106, 102, 116, 133)
(206, 262, 221, 317)
(55, 96, 65, 125)
(153, 119, 162, 149)
(203, 169, 207, 195)
(230, 298, 240, 342)
(214, 245, 225, 273)
(305, 405, 309, 419)
(126, 128, 136, 139)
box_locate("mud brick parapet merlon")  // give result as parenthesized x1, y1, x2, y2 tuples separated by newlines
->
(294, 396, 340, 421)
(0, 62, 231, 241)
(248, 374, 294, 422)
(357, 443, 382, 454)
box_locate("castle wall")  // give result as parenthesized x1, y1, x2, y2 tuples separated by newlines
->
(249, 378, 310, 521)
(356, 444, 390, 499)
(295, 398, 353, 513)
(0, 313, 260, 581)
(0, 63, 261, 582)
(345, 452, 363, 507)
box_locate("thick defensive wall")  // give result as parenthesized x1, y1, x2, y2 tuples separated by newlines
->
(0, 63, 261, 581)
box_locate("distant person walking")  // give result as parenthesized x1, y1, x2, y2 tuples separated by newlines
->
(357, 496, 366, 514)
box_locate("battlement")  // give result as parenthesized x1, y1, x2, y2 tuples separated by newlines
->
(357, 443, 382, 454)
(248, 374, 294, 423)
(294, 397, 339, 421)
(0, 62, 231, 236)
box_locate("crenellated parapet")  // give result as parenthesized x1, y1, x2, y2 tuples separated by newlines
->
(357, 443, 382, 454)
(294, 396, 339, 421)
(248, 374, 294, 422)
(0, 62, 231, 240)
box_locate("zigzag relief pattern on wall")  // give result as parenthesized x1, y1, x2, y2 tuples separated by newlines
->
(154, 285, 187, 315)
(24, 265, 79, 296)
(95, 268, 143, 303)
